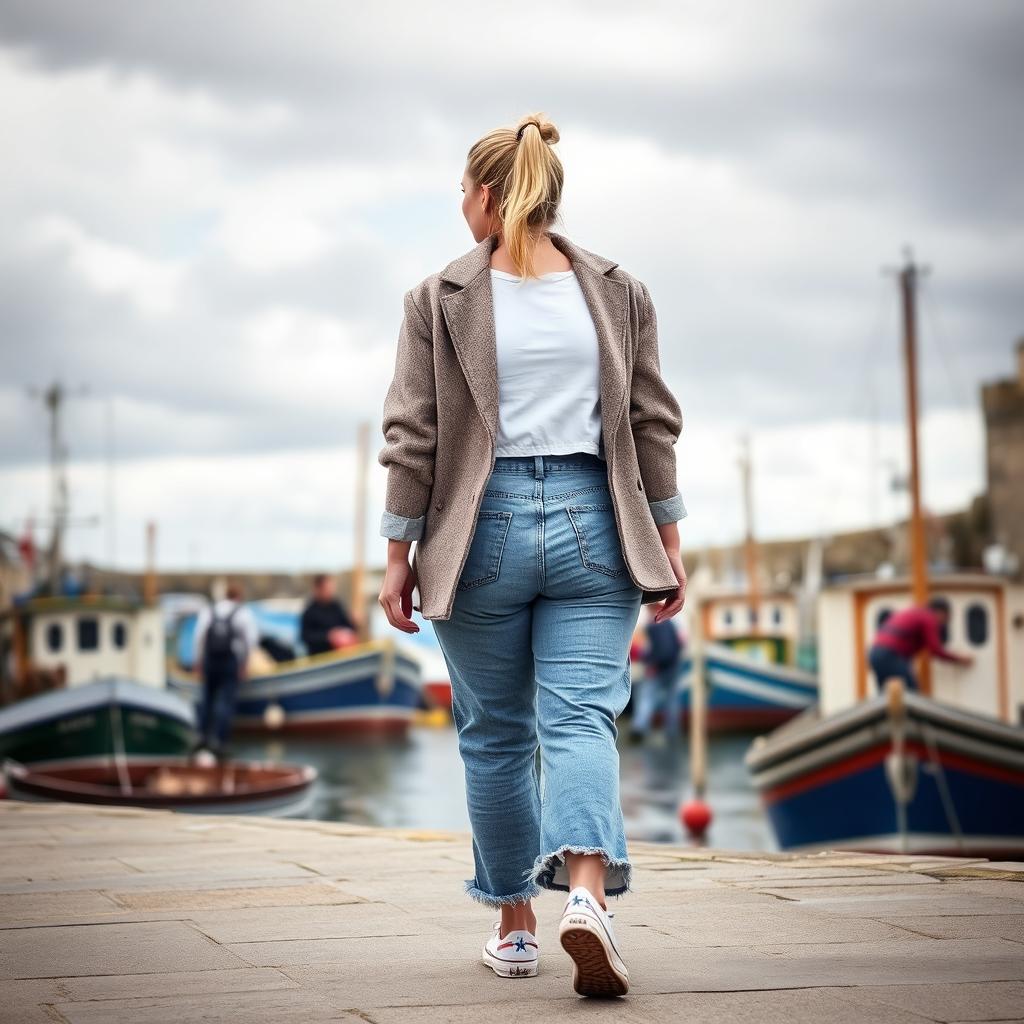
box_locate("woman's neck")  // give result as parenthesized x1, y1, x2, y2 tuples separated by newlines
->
(490, 230, 571, 276)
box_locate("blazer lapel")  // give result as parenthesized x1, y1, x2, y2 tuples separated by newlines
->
(439, 230, 629, 453)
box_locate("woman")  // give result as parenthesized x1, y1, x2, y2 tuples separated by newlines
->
(377, 113, 688, 997)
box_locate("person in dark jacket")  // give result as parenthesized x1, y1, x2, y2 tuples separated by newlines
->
(300, 573, 358, 656)
(630, 605, 686, 742)
(192, 580, 258, 761)
(868, 598, 973, 692)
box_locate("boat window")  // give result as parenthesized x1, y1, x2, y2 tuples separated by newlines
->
(965, 604, 988, 647)
(46, 622, 63, 652)
(112, 621, 128, 650)
(772, 606, 783, 626)
(876, 607, 893, 631)
(723, 609, 733, 626)
(77, 617, 99, 652)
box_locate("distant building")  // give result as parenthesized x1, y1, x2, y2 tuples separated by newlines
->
(981, 338, 1024, 577)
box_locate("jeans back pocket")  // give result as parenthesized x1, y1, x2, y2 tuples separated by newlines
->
(457, 510, 513, 591)
(566, 503, 627, 578)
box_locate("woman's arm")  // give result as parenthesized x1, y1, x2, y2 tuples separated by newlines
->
(378, 288, 438, 542)
(631, 280, 688, 621)
(377, 288, 436, 633)
(630, 280, 686, 527)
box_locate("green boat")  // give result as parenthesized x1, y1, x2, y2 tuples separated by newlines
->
(0, 596, 197, 785)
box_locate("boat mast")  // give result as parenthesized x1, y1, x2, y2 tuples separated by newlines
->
(739, 434, 760, 627)
(351, 420, 370, 640)
(28, 380, 91, 595)
(898, 250, 932, 694)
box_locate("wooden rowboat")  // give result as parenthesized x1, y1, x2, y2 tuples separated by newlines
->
(2, 756, 316, 817)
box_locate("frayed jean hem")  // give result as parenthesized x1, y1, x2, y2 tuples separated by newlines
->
(526, 844, 633, 898)
(463, 878, 543, 908)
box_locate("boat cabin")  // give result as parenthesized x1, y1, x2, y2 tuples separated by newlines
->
(699, 589, 800, 665)
(817, 573, 1024, 724)
(1, 596, 165, 700)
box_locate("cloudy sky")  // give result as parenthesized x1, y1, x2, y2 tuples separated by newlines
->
(1, 0, 1022, 573)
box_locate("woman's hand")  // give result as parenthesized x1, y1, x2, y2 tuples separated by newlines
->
(379, 541, 420, 633)
(653, 521, 687, 623)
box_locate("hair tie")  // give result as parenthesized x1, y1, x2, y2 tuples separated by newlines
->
(516, 120, 542, 142)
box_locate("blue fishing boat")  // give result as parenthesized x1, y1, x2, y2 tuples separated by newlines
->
(746, 574, 1024, 856)
(745, 259, 1024, 857)
(697, 643, 819, 731)
(168, 636, 423, 735)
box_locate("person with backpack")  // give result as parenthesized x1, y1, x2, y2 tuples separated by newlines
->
(630, 605, 686, 742)
(191, 581, 259, 761)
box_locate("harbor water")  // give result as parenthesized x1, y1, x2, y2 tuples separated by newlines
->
(223, 726, 777, 851)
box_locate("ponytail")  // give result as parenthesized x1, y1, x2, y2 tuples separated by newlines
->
(465, 112, 564, 279)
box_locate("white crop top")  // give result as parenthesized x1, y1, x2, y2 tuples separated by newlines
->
(489, 268, 603, 458)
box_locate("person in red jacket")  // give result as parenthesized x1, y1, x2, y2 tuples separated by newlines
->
(868, 598, 973, 692)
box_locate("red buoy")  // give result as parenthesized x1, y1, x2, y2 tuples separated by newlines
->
(680, 798, 713, 837)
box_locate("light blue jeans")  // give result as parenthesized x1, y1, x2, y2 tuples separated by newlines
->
(431, 451, 643, 908)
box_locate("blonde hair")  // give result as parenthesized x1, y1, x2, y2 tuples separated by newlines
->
(465, 112, 564, 279)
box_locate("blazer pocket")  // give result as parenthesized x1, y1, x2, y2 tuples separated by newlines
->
(566, 504, 627, 578)
(457, 510, 513, 591)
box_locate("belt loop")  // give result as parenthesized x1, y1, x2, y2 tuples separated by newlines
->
(534, 455, 544, 479)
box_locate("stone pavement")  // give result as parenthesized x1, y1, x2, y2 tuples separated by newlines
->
(1, 801, 1022, 1024)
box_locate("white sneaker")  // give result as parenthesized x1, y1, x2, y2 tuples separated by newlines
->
(558, 886, 629, 996)
(481, 919, 539, 978)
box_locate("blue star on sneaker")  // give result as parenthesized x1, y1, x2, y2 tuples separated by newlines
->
(572, 894, 587, 906)
(514, 936, 527, 951)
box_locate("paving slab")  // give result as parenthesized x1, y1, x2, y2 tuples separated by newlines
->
(2, 800, 1022, 1023)
(837, 980, 1024, 1022)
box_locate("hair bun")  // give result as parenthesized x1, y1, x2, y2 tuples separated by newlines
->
(516, 115, 559, 145)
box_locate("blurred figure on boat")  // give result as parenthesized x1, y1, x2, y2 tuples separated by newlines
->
(630, 606, 686, 743)
(868, 598, 974, 693)
(192, 580, 259, 761)
(301, 573, 359, 656)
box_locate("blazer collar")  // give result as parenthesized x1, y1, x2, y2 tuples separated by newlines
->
(439, 230, 619, 286)
(438, 230, 629, 456)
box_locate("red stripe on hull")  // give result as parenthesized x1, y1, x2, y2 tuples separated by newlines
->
(670, 708, 801, 734)
(704, 708, 802, 733)
(763, 739, 1024, 805)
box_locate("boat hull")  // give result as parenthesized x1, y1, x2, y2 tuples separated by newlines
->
(745, 690, 1024, 857)
(660, 645, 819, 734)
(168, 642, 423, 735)
(0, 678, 196, 775)
(2, 758, 316, 817)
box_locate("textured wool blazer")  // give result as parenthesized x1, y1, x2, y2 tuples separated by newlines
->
(378, 229, 687, 621)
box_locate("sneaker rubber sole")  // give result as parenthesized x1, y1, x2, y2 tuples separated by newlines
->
(481, 945, 538, 978)
(559, 915, 629, 997)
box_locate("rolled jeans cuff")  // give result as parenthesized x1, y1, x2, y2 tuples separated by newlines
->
(380, 510, 425, 541)
(648, 491, 687, 525)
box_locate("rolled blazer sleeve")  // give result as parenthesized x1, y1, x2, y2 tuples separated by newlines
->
(631, 281, 687, 526)
(378, 288, 438, 542)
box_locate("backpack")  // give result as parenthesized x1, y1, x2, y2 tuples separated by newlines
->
(203, 603, 242, 675)
(646, 620, 682, 670)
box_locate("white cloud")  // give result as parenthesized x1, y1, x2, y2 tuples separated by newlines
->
(1, 3, 1019, 574)
(27, 213, 185, 316)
